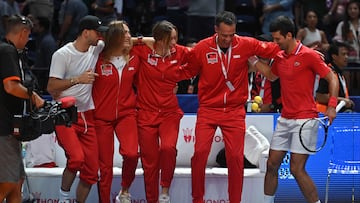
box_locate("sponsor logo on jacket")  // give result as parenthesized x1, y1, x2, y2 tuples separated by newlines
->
(206, 52, 218, 64)
(101, 64, 113, 76)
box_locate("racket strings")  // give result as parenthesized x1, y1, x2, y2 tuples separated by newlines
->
(299, 118, 328, 152)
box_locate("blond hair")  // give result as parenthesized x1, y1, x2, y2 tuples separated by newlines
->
(102, 20, 131, 63)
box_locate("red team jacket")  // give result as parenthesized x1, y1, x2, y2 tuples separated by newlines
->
(92, 53, 140, 121)
(132, 44, 190, 113)
(186, 34, 280, 111)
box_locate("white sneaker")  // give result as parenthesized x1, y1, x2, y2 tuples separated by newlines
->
(59, 189, 71, 203)
(115, 192, 131, 203)
(159, 194, 170, 203)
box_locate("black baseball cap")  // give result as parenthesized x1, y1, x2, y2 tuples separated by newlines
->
(78, 15, 109, 33)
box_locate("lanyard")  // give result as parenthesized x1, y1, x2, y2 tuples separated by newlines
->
(259, 76, 266, 98)
(190, 76, 196, 85)
(258, 59, 275, 98)
(248, 72, 254, 101)
(19, 58, 27, 114)
(338, 73, 349, 98)
(216, 37, 232, 80)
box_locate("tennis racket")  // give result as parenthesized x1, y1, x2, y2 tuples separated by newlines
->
(299, 100, 346, 153)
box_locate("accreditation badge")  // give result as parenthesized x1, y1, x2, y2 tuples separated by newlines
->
(101, 64, 113, 76)
(226, 81, 235, 92)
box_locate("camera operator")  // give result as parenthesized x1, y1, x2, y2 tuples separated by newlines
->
(0, 15, 44, 202)
(47, 15, 108, 203)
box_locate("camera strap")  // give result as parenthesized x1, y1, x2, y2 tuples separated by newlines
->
(27, 86, 34, 113)
(18, 48, 36, 115)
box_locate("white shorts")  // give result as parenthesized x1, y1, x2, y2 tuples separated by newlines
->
(270, 116, 319, 155)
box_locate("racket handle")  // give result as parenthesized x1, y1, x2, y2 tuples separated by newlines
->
(335, 100, 346, 112)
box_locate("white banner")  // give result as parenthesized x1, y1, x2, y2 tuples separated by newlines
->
(25, 168, 264, 203)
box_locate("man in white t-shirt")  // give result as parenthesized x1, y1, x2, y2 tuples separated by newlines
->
(47, 15, 108, 203)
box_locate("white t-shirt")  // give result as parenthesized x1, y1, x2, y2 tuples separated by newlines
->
(302, 28, 321, 47)
(49, 40, 104, 112)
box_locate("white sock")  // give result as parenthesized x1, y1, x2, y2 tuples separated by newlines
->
(264, 194, 275, 203)
(59, 188, 70, 201)
(314, 200, 321, 203)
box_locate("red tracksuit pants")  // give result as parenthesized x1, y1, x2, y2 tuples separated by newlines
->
(55, 110, 99, 185)
(191, 108, 245, 203)
(95, 112, 139, 203)
(137, 109, 183, 203)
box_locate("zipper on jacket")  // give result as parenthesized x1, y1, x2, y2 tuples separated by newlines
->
(115, 65, 123, 119)
(223, 92, 227, 112)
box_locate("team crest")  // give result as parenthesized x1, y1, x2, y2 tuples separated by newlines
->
(147, 54, 158, 66)
(101, 64, 113, 76)
(206, 52, 218, 64)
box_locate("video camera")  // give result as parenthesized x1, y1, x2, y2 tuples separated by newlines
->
(13, 96, 77, 141)
(39, 96, 77, 127)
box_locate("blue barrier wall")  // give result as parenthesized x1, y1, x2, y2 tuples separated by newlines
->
(177, 95, 360, 113)
(351, 96, 360, 112)
(42, 94, 359, 113)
